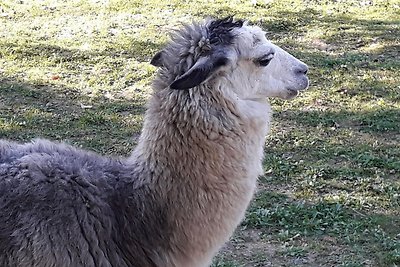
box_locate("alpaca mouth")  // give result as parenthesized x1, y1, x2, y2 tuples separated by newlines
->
(287, 88, 300, 97)
(286, 81, 308, 96)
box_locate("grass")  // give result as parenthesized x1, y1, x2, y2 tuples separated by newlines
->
(1, 0, 399, 266)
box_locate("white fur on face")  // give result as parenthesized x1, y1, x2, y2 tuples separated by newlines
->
(226, 25, 309, 100)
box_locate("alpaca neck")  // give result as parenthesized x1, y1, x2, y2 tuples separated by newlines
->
(130, 83, 272, 187)
(125, 84, 271, 265)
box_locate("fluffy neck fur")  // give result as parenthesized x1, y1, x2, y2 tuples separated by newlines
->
(128, 80, 272, 266)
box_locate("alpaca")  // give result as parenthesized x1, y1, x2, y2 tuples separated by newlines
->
(0, 17, 308, 267)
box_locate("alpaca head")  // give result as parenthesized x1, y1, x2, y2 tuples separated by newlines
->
(151, 17, 309, 100)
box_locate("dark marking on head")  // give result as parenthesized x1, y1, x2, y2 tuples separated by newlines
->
(208, 17, 244, 46)
(170, 55, 229, 90)
(167, 17, 243, 90)
(151, 17, 244, 91)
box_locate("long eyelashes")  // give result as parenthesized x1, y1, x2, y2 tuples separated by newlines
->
(256, 53, 274, 67)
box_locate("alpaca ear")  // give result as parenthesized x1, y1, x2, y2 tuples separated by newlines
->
(150, 51, 164, 67)
(170, 55, 228, 90)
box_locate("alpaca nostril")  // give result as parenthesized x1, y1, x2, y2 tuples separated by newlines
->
(295, 64, 308, 75)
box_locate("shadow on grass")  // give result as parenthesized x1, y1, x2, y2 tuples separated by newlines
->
(0, 78, 146, 154)
(0, 38, 163, 66)
(259, 8, 400, 40)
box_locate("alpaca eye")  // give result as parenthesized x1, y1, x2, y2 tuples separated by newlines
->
(257, 53, 274, 67)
